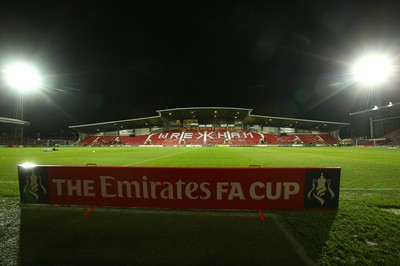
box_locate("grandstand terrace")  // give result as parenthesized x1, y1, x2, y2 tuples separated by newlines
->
(350, 101, 400, 146)
(70, 107, 350, 147)
(0, 117, 32, 146)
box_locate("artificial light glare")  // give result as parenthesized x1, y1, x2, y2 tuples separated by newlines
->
(5, 63, 42, 92)
(352, 55, 392, 86)
(19, 162, 37, 168)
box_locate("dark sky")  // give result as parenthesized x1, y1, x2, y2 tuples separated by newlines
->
(1, 1, 400, 138)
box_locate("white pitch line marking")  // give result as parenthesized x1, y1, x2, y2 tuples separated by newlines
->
(0, 181, 18, 183)
(124, 148, 198, 166)
(341, 188, 400, 191)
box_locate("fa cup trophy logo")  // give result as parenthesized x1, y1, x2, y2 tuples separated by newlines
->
(307, 172, 335, 206)
(23, 170, 47, 201)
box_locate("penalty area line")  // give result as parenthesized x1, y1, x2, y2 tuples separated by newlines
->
(124, 148, 198, 166)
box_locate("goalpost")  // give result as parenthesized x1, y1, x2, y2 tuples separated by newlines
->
(355, 138, 386, 147)
(46, 139, 70, 147)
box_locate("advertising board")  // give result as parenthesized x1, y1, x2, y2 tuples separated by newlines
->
(18, 165, 340, 210)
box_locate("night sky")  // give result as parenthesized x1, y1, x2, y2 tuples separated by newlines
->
(1, 1, 400, 138)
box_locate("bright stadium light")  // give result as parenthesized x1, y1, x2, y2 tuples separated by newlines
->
(5, 63, 42, 93)
(20, 162, 37, 168)
(352, 55, 393, 86)
(3, 62, 43, 140)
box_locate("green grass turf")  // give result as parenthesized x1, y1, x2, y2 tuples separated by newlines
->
(0, 146, 399, 265)
(19, 207, 305, 265)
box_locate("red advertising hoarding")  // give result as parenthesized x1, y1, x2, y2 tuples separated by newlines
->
(18, 165, 340, 210)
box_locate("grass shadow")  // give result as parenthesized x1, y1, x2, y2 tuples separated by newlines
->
(20, 205, 308, 265)
(273, 209, 338, 263)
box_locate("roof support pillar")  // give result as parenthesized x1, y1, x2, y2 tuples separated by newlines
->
(369, 117, 374, 138)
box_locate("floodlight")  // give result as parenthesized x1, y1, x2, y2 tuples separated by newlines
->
(352, 55, 392, 86)
(20, 162, 37, 168)
(5, 63, 42, 93)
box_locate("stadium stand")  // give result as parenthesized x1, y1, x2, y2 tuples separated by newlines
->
(205, 130, 229, 145)
(78, 131, 343, 147)
(181, 130, 205, 145)
(70, 107, 349, 147)
(118, 135, 149, 146)
(79, 135, 150, 146)
(263, 134, 298, 145)
(355, 138, 385, 146)
(383, 129, 400, 138)
(383, 129, 400, 145)
(78, 130, 273, 147)
(97, 136, 120, 145)
(349, 102, 400, 144)
(262, 133, 338, 146)
(79, 136, 99, 146)
(319, 133, 340, 145)
(297, 134, 327, 145)
(148, 130, 181, 146)
(230, 131, 263, 146)
(353, 129, 400, 146)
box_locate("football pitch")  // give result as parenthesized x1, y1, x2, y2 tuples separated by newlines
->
(1, 146, 399, 265)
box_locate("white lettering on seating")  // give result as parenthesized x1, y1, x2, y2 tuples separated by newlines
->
(231, 132, 240, 138)
(159, 132, 169, 139)
(198, 131, 205, 139)
(157, 131, 256, 141)
(243, 132, 254, 138)
(218, 132, 228, 138)
(206, 132, 214, 139)
(171, 132, 181, 139)
(183, 132, 193, 139)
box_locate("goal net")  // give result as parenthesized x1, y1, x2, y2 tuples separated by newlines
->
(46, 139, 70, 147)
(355, 138, 386, 147)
